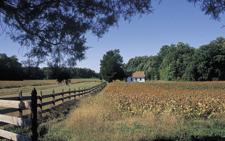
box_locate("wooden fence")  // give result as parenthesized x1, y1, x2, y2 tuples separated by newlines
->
(0, 82, 107, 141)
(0, 89, 36, 141)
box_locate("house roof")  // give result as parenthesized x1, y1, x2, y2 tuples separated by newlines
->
(132, 71, 145, 78)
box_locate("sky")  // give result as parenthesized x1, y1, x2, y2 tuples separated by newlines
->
(0, 0, 224, 72)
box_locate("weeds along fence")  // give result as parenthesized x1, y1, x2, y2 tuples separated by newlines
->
(0, 82, 107, 141)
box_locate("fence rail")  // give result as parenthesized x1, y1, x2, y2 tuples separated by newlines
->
(0, 96, 33, 141)
(0, 100, 30, 109)
(0, 129, 31, 141)
(0, 82, 107, 141)
(0, 114, 31, 126)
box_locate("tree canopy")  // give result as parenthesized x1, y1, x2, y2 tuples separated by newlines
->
(0, 0, 224, 65)
(188, 0, 225, 20)
(159, 43, 195, 80)
(0, 0, 152, 65)
(192, 37, 225, 81)
(125, 56, 160, 80)
(0, 53, 23, 80)
(43, 66, 99, 82)
(100, 49, 125, 82)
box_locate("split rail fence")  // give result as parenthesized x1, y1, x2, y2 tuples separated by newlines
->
(0, 82, 107, 141)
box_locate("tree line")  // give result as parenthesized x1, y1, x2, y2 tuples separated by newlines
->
(100, 37, 225, 81)
(0, 54, 99, 81)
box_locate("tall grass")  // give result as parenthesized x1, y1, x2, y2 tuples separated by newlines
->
(43, 82, 225, 141)
(43, 96, 225, 141)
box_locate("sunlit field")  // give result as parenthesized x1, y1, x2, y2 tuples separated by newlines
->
(0, 79, 100, 97)
(44, 81, 225, 141)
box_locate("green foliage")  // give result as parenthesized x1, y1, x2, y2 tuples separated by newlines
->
(23, 67, 45, 80)
(0, 1, 152, 65)
(70, 68, 99, 78)
(0, 53, 98, 81)
(125, 37, 225, 81)
(126, 56, 160, 80)
(44, 65, 99, 83)
(0, 53, 23, 80)
(159, 65, 172, 80)
(100, 49, 125, 82)
(126, 56, 149, 72)
(159, 42, 195, 80)
(192, 37, 225, 81)
(188, 0, 225, 20)
(144, 56, 160, 80)
(48, 65, 72, 83)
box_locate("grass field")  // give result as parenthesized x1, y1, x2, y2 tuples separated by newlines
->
(43, 81, 225, 141)
(0, 79, 102, 118)
(0, 79, 103, 141)
(0, 79, 101, 97)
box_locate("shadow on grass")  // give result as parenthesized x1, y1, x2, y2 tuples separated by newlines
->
(138, 136, 225, 141)
(191, 136, 225, 141)
(138, 138, 173, 141)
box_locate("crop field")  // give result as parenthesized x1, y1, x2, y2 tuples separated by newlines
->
(44, 81, 225, 141)
(0, 79, 101, 97)
(104, 81, 225, 119)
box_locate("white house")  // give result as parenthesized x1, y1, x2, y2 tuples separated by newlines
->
(127, 71, 146, 82)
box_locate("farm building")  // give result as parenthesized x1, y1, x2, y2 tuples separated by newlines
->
(127, 71, 145, 82)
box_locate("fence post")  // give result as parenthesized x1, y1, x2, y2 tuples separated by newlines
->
(39, 91, 43, 118)
(18, 90, 23, 117)
(62, 89, 64, 103)
(52, 89, 55, 107)
(69, 88, 71, 100)
(90, 87, 93, 94)
(82, 87, 84, 96)
(85, 87, 87, 94)
(78, 88, 80, 97)
(74, 88, 76, 100)
(31, 88, 38, 141)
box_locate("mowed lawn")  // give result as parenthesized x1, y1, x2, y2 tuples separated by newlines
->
(0, 79, 101, 97)
(44, 81, 225, 141)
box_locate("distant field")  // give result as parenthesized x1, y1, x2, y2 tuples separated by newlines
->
(0, 79, 101, 97)
(44, 81, 225, 141)
(0, 79, 99, 89)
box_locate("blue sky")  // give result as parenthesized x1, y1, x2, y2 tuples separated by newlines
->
(0, 0, 224, 72)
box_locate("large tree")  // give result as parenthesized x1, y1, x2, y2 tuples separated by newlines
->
(192, 37, 225, 81)
(159, 43, 195, 80)
(0, 0, 152, 65)
(47, 64, 71, 83)
(125, 56, 149, 72)
(125, 56, 160, 80)
(0, 53, 23, 80)
(100, 49, 125, 82)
